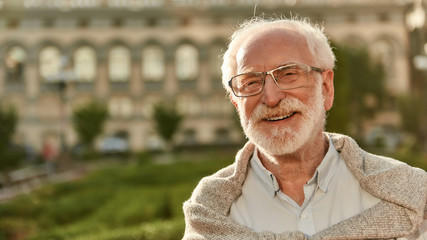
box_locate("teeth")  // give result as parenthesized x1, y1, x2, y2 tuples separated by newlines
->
(268, 116, 287, 121)
(267, 113, 295, 121)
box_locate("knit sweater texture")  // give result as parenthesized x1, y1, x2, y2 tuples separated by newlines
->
(183, 133, 427, 239)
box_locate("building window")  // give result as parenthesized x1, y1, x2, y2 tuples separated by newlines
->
(39, 46, 62, 82)
(5, 46, 27, 82)
(43, 18, 54, 28)
(108, 45, 131, 82)
(379, 13, 389, 23)
(108, 96, 133, 118)
(78, 18, 89, 28)
(215, 128, 231, 145)
(74, 46, 97, 82)
(147, 18, 157, 27)
(142, 45, 165, 81)
(182, 129, 198, 145)
(8, 19, 19, 29)
(113, 18, 123, 28)
(175, 44, 199, 81)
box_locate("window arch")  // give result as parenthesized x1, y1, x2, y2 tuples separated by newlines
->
(74, 46, 97, 82)
(5, 46, 27, 83)
(108, 45, 131, 82)
(175, 44, 199, 81)
(39, 46, 62, 82)
(142, 45, 165, 81)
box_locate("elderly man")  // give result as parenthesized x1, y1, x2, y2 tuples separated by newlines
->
(183, 17, 427, 239)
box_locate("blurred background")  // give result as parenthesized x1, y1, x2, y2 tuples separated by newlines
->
(0, 0, 426, 239)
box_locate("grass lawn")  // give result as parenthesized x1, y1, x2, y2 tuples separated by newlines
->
(0, 149, 237, 240)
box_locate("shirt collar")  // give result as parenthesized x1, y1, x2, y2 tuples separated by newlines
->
(251, 148, 281, 197)
(250, 133, 341, 197)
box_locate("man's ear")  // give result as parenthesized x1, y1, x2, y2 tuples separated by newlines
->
(322, 69, 334, 111)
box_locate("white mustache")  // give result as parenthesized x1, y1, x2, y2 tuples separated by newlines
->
(249, 97, 307, 124)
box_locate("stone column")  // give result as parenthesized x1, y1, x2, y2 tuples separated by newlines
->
(96, 58, 109, 99)
(198, 61, 210, 95)
(164, 57, 177, 98)
(26, 62, 39, 99)
(130, 61, 143, 97)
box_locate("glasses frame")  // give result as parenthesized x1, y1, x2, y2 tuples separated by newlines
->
(228, 63, 324, 97)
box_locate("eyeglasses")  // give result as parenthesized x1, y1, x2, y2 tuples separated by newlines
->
(228, 63, 324, 97)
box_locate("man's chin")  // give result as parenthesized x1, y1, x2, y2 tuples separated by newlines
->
(246, 127, 304, 156)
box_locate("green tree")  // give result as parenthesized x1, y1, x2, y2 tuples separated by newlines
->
(0, 103, 22, 186)
(326, 44, 352, 134)
(153, 102, 183, 151)
(398, 94, 426, 152)
(326, 44, 386, 140)
(72, 101, 108, 155)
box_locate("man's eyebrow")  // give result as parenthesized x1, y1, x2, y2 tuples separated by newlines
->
(275, 61, 298, 68)
(237, 65, 261, 73)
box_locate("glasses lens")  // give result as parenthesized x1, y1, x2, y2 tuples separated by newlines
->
(231, 73, 263, 96)
(273, 65, 308, 90)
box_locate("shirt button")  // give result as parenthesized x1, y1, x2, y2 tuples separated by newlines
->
(301, 212, 308, 219)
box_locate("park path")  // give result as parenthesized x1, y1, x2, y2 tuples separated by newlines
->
(0, 165, 88, 204)
(0, 156, 168, 204)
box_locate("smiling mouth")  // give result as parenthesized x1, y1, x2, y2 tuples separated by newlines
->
(265, 112, 296, 121)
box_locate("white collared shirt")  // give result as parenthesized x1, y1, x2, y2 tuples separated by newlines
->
(229, 135, 382, 236)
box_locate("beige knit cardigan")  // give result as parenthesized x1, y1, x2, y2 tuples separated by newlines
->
(183, 133, 427, 240)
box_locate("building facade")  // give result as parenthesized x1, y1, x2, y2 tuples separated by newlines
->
(0, 0, 425, 153)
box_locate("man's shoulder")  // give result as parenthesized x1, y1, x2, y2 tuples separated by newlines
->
(329, 132, 426, 222)
(193, 163, 237, 197)
(361, 149, 425, 175)
(328, 132, 425, 175)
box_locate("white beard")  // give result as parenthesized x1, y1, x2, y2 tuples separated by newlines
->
(239, 81, 326, 155)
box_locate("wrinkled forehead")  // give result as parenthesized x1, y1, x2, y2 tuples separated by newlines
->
(236, 28, 312, 71)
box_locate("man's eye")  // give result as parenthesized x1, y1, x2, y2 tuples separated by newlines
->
(276, 68, 300, 79)
(240, 75, 261, 84)
(247, 80, 261, 85)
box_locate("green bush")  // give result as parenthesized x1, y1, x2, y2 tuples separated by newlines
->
(40, 187, 111, 226)
(0, 151, 234, 239)
(0, 217, 35, 240)
(90, 188, 171, 226)
(68, 220, 184, 240)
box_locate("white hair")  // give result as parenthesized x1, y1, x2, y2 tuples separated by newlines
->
(221, 16, 336, 94)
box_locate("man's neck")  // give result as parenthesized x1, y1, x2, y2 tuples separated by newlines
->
(257, 131, 329, 205)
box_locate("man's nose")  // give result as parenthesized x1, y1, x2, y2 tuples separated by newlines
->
(260, 74, 285, 107)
